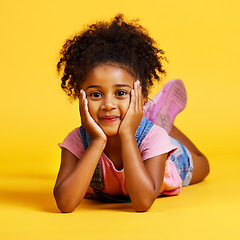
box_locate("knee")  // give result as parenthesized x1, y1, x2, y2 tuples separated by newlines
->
(190, 153, 210, 185)
(202, 155, 210, 179)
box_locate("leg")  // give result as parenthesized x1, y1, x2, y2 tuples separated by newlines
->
(169, 125, 210, 185)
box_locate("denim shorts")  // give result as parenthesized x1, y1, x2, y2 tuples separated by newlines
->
(169, 137, 193, 186)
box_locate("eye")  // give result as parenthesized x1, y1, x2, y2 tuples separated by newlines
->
(89, 91, 102, 99)
(116, 90, 128, 97)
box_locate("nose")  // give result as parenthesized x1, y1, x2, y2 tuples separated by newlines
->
(101, 94, 116, 111)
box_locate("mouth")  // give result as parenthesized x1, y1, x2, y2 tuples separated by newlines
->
(100, 115, 119, 123)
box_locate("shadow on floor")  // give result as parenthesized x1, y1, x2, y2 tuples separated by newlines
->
(0, 174, 137, 213)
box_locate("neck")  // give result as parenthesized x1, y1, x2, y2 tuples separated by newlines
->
(104, 134, 124, 170)
(105, 134, 121, 151)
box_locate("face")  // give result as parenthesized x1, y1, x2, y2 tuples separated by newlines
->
(81, 64, 136, 136)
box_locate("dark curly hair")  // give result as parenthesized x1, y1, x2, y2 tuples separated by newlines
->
(57, 14, 167, 100)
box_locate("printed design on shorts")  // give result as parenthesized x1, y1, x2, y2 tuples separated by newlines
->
(172, 145, 184, 159)
(170, 141, 184, 170)
(170, 140, 191, 183)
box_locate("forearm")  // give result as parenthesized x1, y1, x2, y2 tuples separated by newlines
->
(54, 139, 106, 212)
(121, 134, 161, 212)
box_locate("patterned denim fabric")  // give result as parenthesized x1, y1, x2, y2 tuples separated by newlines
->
(79, 117, 154, 190)
(79, 126, 104, 189)
(79, 126, 92, 149)
(169, 137, 193, 186)
(135, 117, 154, 147)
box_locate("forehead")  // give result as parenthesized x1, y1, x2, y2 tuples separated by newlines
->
(82, 64, 136, 88)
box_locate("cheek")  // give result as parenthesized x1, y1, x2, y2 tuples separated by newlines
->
(120, 99, 131, 117)
(87, 101, 98, 118)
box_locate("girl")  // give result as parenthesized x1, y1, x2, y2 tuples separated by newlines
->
(54, 14, 210, 213)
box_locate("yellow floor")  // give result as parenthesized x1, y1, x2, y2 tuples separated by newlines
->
(1, 155, 239, 240)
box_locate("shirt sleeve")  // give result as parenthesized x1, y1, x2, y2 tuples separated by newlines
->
(58, 128, 85, 159)
(139, 125, 177, 161)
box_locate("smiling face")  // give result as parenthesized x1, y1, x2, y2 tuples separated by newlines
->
(81, 64, 136, 136)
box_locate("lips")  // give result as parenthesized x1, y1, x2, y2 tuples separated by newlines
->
(100, 115, 119, 122)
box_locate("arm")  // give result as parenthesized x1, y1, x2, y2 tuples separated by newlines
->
(119, 81, 167, 212)
(121, 138, 167, 212)
(53, 90, 107, 213)
(53, 140, 105, 213)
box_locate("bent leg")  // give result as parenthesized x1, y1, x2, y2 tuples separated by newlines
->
(169, 126, 210, 185)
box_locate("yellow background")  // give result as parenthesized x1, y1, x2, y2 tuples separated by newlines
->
(0, 0, 240, 239)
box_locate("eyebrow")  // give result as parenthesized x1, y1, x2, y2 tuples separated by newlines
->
(86, 84, 132, 90)
(86, 85, 101, 90)
(115, 84, 132, 88)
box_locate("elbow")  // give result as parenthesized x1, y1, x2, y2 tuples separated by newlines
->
(53, 188, 78, 213)
(56, 200, 76, 213)
(134, 207, 150, 213)
(134, 204, 152, 213)
(131, 186, 160, 212)
(59, 206, 75, 214)
(201, 154, 210, 180)
(132, 198, 154, 213)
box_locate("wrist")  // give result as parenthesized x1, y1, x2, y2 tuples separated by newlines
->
(119, 131, 136, 142)
(90, 138, 107, 150)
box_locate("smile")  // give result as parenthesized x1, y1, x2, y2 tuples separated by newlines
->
(100, 116, 119, 122)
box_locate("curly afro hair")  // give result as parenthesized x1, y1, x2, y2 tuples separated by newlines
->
(57, 14, 167, 101)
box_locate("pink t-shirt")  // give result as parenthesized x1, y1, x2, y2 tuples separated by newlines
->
(58, 125, 182, 198)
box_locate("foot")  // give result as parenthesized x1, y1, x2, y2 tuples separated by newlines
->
(143, 79, 187, 133)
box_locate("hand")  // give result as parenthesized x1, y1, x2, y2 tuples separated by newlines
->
(119, 80, 144, 136)
(79, 90, 107, 143)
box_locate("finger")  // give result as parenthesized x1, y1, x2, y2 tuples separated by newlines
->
(135, 80, 142, 112)
(135, 81, 140, 111)
(130, 88, 136, 109)
(80, 90, 91, 120)
(138, 81, 142, 111)
(83, 96, 92, 120)
(83, 98, 88, 114)
(79, 90, 88, 125)
(138, 82, 144, 111)
(79, 90, 85, 116)
(136, 81, 144, 115)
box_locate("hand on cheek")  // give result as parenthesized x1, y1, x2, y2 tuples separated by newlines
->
(79, 90, 107, 142)
(119, 80, 144, 136)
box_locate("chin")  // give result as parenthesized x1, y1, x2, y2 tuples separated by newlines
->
(102, 128, 119, 137)
(100, 124, 120, 137)
(104, 131, 119, 136)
